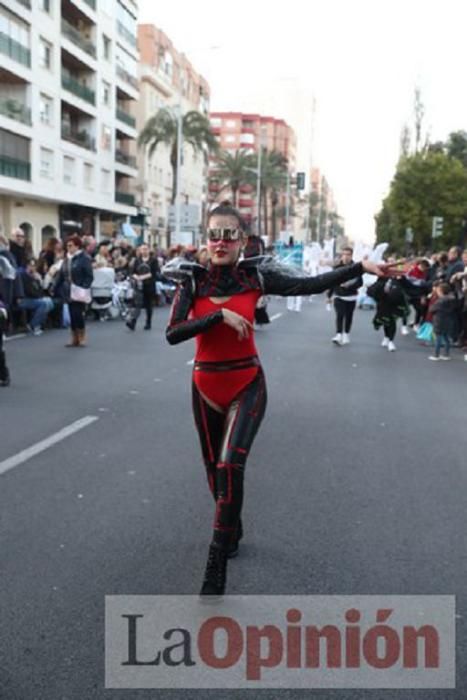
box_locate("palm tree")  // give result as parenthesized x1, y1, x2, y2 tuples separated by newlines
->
(138, 107, 219, 205)
(258, 150, 288, 242)
(209, 149, 257, 207)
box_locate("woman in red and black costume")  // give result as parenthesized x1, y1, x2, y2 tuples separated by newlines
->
(165, 204, 387, 597)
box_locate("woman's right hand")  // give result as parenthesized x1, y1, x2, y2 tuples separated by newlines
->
(222, 308, 253, 340)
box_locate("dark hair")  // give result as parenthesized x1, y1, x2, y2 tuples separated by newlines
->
(438, 253, 448, 264)
(439, 282, 451, 294)
(66, 234, 83, 249)
(207, 203, 246, 231)
(341, 246, 353, 255)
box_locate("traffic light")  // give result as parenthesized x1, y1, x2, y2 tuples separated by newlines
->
(296, 172, 305, 190)
(432, 216, 444, 239)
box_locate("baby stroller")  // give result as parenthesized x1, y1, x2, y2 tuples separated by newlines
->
(91, 267, 115, 321)
(111, 277, 133, 320)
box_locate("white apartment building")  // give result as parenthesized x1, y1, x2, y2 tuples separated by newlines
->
(0, 0, 139, 254)
(136, 24, 211, 248)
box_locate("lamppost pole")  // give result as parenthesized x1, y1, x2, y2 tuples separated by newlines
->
(174, 104, 183, 245)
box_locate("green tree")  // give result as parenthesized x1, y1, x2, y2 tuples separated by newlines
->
(375, 151, 467, 253)
(138, 108, 218, 205)
(446, 130, 467, 168)
(257, 149, 287, 241)
(209, 149, 256, 207)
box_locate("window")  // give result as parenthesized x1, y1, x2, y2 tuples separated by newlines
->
(40, 0, 51, 13)
(39, 94, 53, 126)
(226, 119, 236, 128)
(100, 168, 111, 194)
(0, 127, 29, 162)
(225, 135, 236, 143)
(39, 38, 52, 70)
(63, 156, 75, 185)
(40, 148, 53, 179)
(116, 0, 137, 47)
(84, 163, 94, 189)
(101, 125, 111, 151)
(102, 35, 111, 61)
(210, 117, 221, 128)
(102, 81, 111, 107)
(0, 6, 30, 50)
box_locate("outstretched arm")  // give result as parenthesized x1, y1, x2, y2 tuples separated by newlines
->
(261, 261, 366, 296)
(165, 278, 223, 345)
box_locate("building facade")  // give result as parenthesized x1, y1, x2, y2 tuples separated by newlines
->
(0, 0, 139, 253)
(136, 24, 210, 248)
(208, 111, 297, 240)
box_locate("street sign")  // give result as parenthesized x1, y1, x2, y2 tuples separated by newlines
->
(405, 227, 414, 243)
(432, 216, 443, 239)
(168, 204, 200, 229)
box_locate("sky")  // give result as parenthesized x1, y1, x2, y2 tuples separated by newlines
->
(139, 0, 467, 243)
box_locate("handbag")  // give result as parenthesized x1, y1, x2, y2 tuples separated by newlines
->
(70, 283, 91, 304)
(416, 321, 434, 344)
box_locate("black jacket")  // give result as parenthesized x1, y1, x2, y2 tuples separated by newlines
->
(54, 252, 93, 301)
(327, 260, 363, 299)
(165, 256, 364, 345)
(20, 271, 43, 299)
(0, 251, 24, 309)
(430, 295, 457, 335)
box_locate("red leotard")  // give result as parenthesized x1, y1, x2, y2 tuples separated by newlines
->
(191, 289, 262, 410)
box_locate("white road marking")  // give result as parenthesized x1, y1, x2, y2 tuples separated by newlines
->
(269, 313, 283, 322)
(0, 415, 99, 476)
(5, 334, 27, 342)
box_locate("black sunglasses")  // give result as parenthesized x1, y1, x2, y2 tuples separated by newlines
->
(207, 228, 242, 242)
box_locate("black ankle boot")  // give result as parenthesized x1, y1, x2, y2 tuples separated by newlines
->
(200, 545, 228, 597)
(228, 518, 243, 559)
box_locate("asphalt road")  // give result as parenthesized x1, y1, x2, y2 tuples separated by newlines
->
(0, 298, 466, 699)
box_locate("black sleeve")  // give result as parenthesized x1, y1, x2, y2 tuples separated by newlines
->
(261, 261, 365, 296)
(165, 277, 224, 345)
(81, 255, 94, 289)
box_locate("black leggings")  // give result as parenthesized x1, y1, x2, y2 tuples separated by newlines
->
(129, 289, 153, 327)
(383, 319, 397, 341)
(0, 330, 8, 381)
(69, 301, 86, 331)
(334, 298, 356, 333)
(192, 367, 267, 550)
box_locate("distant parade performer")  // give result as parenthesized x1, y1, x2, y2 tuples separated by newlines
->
(126, 244, 158, 331)
(367, 273, 410, 352)
(327, 246, 363, 346)
(164, 203, 388, 598)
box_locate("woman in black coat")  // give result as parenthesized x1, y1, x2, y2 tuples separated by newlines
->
(54, 234, 94, 347)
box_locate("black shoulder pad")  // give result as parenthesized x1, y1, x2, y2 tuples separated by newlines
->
(238, 255, 273, 269)
(161, 257, 206, 282)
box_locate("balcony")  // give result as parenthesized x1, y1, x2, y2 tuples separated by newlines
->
(62, 74, 95, 105)
(61, 125, 96, 151)
(0, 98, 31, 125)
(61, 18, 96, 58)
(115, 191, 135, 206)
(0, 32, 31, 68)
(116, 107, 136, 128)
(116, 65, 138, 91)
(239, 198, 253, 208)
(115, 149, 136, 168)
(0, 154, 30, 180)
(117, 21, 137, 49)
